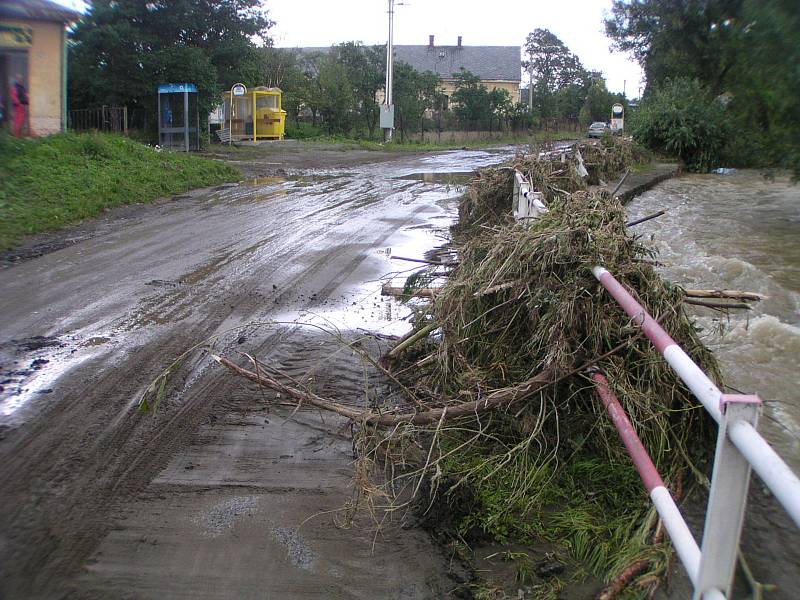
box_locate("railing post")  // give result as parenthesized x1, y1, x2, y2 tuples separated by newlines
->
(693, 394, 761, 600)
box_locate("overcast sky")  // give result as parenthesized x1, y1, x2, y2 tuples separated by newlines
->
(55, 0, 644, 96)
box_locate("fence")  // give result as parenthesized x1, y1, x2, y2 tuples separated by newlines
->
(68, 106, 128, 134)
(541, 117, 581, 132)
(591, 265, 800, 599)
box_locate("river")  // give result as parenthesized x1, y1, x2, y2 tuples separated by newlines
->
(627, 171, 800, 470)
(628, 171, 799, 597)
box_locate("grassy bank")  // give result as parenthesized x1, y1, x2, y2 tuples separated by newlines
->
(301, 130, 579, 152)
(0, 133, 240, 250)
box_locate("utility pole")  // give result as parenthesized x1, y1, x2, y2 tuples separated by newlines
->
(528, 62, 533, 112)
(381, 0, 396, 142)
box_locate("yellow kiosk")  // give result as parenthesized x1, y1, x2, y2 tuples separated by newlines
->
(222, 86, 286, 141)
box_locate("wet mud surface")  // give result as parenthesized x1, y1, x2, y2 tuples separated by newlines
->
(0, 145, 512, 599)
(3, 144, 794, 599)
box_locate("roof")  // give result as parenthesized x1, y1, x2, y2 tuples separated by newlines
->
(291, 44, 521, 83)
(394, 45, 521, 82)
(0, 0, 81, 23)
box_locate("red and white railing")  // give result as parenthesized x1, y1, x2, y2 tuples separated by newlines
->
(591, 266, 800, 600)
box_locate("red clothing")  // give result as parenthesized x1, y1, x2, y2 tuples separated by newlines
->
(11, 81, 28, 137)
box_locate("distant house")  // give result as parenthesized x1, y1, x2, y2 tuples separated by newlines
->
(393, 36, 522, 105)
(0, 0, 80, 135)
(292, 36, 522, 106)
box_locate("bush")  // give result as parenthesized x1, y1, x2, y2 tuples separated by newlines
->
(631, 78, 729, 171)
(285, 122, 323, 139)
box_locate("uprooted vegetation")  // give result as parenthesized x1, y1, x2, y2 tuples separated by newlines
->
(459, 135, 649, 231)
(144, 138, 723, 598)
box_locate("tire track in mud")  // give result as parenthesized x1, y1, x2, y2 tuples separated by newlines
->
(0, 159, 467, 598)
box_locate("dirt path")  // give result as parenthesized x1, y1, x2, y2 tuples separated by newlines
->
(0, 145, 515, 599)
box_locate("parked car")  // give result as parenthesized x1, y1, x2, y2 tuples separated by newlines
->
(587, 122, 609, 138)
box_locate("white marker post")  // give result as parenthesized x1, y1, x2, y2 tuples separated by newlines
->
(230, 83, 246, 146)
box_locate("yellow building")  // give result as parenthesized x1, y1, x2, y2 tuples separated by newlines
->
(392, 36, 522, 105)
(0, 0, 79, 135)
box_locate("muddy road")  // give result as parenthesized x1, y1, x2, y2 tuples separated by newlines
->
(0, 144, 516, 599)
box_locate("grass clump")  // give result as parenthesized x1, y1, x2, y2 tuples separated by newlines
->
(0, 132, 240, 250)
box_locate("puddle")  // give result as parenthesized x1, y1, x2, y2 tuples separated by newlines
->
(271, 192, 458, 338)
(244, 174, 345, 186)
(81, 336, 111, 347)
(0, 345, 108, 423)
(398, 171, 473, 185)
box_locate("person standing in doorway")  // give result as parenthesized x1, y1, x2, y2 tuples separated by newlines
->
(11, 74, 29, 137)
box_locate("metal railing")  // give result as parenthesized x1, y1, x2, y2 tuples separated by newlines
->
(68, 105, 128, 134)
(591, 265, 800, 599)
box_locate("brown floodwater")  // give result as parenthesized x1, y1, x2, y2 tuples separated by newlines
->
(627, 171, 800, 470)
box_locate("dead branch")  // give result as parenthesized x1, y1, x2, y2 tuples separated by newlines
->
(626, 209, 666, 227)
(390, 255, 455, 266)
(682, 289, 766, 302)
(380, 284, 439, 298)
(473, 281, 519, 297)
(596, 560, 652, 600)
(683, 298, 752, 310)
(386, 323, 438, 359)
(213, 354, 557, 427)
(612, 169, 631, 197)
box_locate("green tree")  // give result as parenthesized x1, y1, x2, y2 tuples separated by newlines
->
(723, 0, 800, 175)
(605, 0, 799, 176)
(393, 63, 440, 142)
(315, 55, 354, 134)
(488, 88, 512, 133)
(294, 51, 327, 127)
(605, 0, 741, 93)
(631, 78, 728, 171)
(259, 48, 312, 126)
(333, 42, 385, 138)
(69, 0, 273, 130)
(504, 102, 535, 132)
(523, 28, 589, 119)
(451, 69, 490, 130)
(579, 76, 615, 126)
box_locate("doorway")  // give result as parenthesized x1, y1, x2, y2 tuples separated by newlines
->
(0, 49, 29, 132)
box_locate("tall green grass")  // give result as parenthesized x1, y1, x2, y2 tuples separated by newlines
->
(0, 132, 240, 250)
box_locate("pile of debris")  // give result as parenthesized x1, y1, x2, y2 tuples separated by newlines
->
(459, 136, 645, 230)
(187, 138, 763, 598)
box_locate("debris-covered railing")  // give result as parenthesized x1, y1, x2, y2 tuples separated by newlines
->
(591, 265, 800, 600)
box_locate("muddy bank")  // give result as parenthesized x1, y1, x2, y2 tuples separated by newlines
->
(613, 162, 683, 202)
(0, 146, 516, 598)
(202, 139, 427, 179)
(73, 331, 465, 600)
(0, 142, 415, 267)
